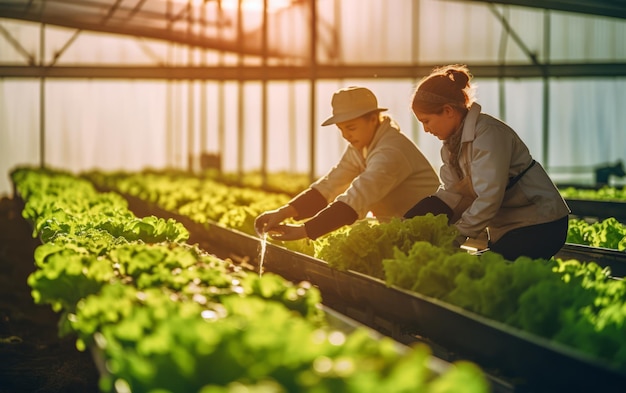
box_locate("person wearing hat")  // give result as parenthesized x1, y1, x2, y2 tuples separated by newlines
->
(254, 86, 440, 241)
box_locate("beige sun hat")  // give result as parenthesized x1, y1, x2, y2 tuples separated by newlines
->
(321, 86, 388, 126)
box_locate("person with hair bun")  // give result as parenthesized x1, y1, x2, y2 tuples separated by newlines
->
(404, 64, 570, 261)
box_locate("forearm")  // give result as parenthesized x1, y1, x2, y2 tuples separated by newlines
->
(289, 187, 329, 220)
(304, 201, 358, 240)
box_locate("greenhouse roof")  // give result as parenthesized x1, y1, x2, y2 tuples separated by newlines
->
(0, 0, 265, 54)
(0, 0, 625, 53)
(1, 0, 625, 79)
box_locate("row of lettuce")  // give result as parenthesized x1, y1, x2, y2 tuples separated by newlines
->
(83, 168, 626, 373)
(11, 167, 490, 393)
(87, 170, 626, 252)
(559, 185, 626, 201)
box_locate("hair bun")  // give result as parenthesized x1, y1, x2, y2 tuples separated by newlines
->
(446, 68, 469, 89)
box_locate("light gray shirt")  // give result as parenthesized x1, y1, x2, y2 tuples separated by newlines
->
(435, 103, 570, 242)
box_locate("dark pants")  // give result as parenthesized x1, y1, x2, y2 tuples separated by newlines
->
(405, 196, 569, 261)
(489, 215, 569, 261)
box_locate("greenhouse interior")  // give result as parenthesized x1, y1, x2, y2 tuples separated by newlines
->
(1, 0, 626, 392)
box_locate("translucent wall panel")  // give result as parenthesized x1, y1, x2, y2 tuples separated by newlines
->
(548, 78, 626, 184)
(4, 75, 625, 197)
(44, 80, 170, 170)
(549, 14, 626, 62)
(2, 0, 626, 197)
(327, 0, 547, 65)
(0, 80, 40, 194)
(320, 0, 625, 66)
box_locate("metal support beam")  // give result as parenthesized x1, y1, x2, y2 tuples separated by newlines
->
(49, 28, 81, 67)
(0, 23, 35, 64)
(39, 23, 45, 169)
(1, 63, 625, 80)
(236, 0, 244, 178)
(541, 10, 552, 168)
(260, 0, 269, 187)
(457, 0, 626, 20)
(0, 9, 295, 60)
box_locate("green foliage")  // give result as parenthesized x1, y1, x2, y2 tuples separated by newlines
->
(384, 242, 626, 368)
(13, 167, 188, 244)
(560, 186, 626, 201)
(314, 214, 459, 279)
(14, 167, 489, 393)
(80, 167, 626, 371)
(28, 248, 115, 312)
(567, 217, 626, 250)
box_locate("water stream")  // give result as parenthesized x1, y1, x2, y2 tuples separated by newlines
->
(258, 231, 268, 276)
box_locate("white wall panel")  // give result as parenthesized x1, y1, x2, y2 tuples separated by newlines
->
(1, 1, 626, 196)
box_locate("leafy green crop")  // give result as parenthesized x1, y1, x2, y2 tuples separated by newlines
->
(314, 214, 459, 279)
(13, 167, 490, 393)
(384, 243, 626, 368)
(560, 186, 626, 201)
(81, 167, 626, 371)
(567, 217, 626, 250)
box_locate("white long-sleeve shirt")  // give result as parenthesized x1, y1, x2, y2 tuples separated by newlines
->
(312, 116, 441, 220)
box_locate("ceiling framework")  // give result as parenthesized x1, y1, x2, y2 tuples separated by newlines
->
(0, 0, 625, 79)
(459, 0, 626, 20)
(1, 0, 624, 183)
(0, 0, 315, 59)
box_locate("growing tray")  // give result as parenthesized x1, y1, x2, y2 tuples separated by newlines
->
(566, 198, 626, 222)
(121, 194, 626, 392)
(557, 243, 626, 277)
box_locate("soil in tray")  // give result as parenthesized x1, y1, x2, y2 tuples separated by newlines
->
(0, 196, 100, 393)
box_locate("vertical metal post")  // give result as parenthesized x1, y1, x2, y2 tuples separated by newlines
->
(289, 83, 296, 171)
(217, 0, 225, 173)
(542, 10, 551, 167)
(187, 0, 195, 172)
(199, 0, 208, 159)
(497, 6, 509, 121)
(236, 0, 244, 179)
(166, 0, 174, 167)
(261, 0, 269, 186)
(410, 0, 420, 141)
(39, 23, 45, 168)
(308, 0, 317, 183)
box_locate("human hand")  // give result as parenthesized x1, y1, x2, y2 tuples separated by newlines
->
(266, 223, 308, 241)
(254, 210, 281, 236)
(254, 205, 296, 236)
(453, 234, 468, 248)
